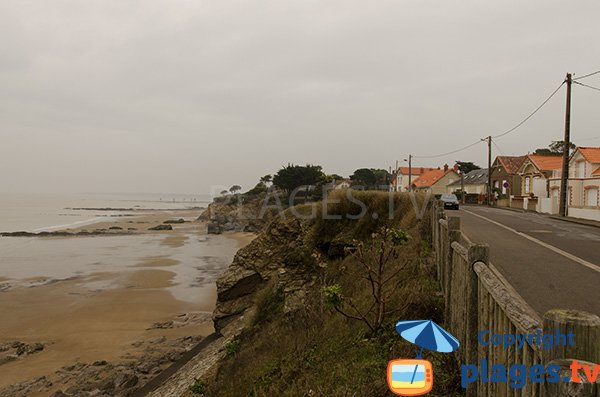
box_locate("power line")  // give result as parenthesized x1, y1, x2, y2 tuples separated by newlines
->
(413, 139, 483, 159)
(573, 70, 600, 81)
(491, 139, 505, 156)
(574, 80, 600, 92)
(412, 78, 568, 160)
(492, 81, 565, 139)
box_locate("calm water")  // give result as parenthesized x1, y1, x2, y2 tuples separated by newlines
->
(0, 193, 235, 304)
(0, 192, 211, 232)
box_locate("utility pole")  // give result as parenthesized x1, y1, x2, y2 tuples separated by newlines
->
(460, 172, 465, 204)
(487, 136, 492, 206)
(395, 159, 398, 192)
(559, 73, 572, 217)
(408, 154, 412, 192)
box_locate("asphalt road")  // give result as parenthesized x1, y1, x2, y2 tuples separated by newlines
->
(452, 206, 600, 317)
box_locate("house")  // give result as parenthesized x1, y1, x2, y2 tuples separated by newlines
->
(514, 154, 563, 212)
(548, 147, 600, 221)
(447, 168, 489, 196)
(412, 165, 460, 196)
(517, 154, 563, 197)
(490, 155, 527, 199)
(332, 179, 352, 190)
(390, 167, 436, 192)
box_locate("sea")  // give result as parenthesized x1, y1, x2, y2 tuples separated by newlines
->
(0, 192, 212, 233)
(0, 192, 236, 303)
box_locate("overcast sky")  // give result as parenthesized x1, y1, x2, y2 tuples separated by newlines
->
(1, 0, 599, 194)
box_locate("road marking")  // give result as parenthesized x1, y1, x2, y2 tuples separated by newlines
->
(463, 209, 600, 273)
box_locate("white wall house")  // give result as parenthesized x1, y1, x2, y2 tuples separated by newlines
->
(390, 167, 436, 192)
(549, 147, 600, 221)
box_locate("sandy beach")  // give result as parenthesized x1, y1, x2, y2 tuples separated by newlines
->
(0, 209, 254, 396)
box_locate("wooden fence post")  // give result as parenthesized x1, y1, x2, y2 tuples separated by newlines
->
(443, 216, 461, 323)
(434, 206, 444, 280)
(542, 309, 600, 365)
(541, 310, 600, 396)
(544, 359, 600, 396)
(466, 243, 489, 397)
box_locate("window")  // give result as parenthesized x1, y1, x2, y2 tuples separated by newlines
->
(524, 177, 531, 194)
(576, 161, 585, 178)
(585, 188, 598, 207)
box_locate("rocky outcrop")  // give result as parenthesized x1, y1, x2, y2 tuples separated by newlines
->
(212, 216, 321, 336)
(0, 230, 133, 237)
(198, 194, 281, 233)
(207, 222, 221, 235)
(0, 333, 202, 397)
(148, 224, 173, 231)
(0, 341, 45, 366)
(163, 219, 185, 224)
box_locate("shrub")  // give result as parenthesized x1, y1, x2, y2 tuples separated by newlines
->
(225, 339, 241, 356)
(189, 378, 206, 394)
(253, 284, 284, 325)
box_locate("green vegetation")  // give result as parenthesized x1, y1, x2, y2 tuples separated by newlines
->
(203, 191, 463, 396)
(189, 378, 206, 395)
(349, 168, 391, 189)
(324, 227, 413, 332)
(252, 282, 284, 325)
(272, 164, 325, 195)
(534, 140, 576, 156)
(455, 161, 480, 173)
(225, 339, 241, 356)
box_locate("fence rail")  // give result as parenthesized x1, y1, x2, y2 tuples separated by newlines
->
(430, 201, 600, 396)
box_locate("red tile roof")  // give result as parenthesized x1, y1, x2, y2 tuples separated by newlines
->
(412, 169, 456, 187)
(592, 167, 600, 176)
(527, 154, 563, 171)
(496, 155, 527, 174)
(578, 147, 600, 163)
(396, 166, 436, 175)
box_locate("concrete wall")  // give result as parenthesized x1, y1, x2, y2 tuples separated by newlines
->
(569, 207, 600, 221)
(537, 197, 559, 214)
(447, 183, 486, 194)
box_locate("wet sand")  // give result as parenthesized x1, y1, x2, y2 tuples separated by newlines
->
(0, 210, 255, 395)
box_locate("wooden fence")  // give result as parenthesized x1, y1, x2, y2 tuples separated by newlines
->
(430, 201, 600, 396)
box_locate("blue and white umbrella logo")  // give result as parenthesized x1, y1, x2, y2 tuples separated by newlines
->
(387, 320, 459, 394)
(395, 319, 460, 357)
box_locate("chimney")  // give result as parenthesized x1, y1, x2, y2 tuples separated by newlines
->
(420, 167, 424, 173)
(453, 163, 459, 172)
(443, 164, 449, 172)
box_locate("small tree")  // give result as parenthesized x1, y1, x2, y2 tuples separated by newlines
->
(272, 164, 324, 196)
(534, 140, 576, 156)
(220, 190, 229, 195)
(350, 168, 376, 187)
(456, 161, 480, 174)
(229, 185, 242, 194)
(323, 227, 411, 332)
(260, 174, 272, 184)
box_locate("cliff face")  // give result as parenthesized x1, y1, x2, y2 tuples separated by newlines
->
(212, 215, 321, 336)
(198, 194, 281, 234)
(151, 191, 455, 397)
